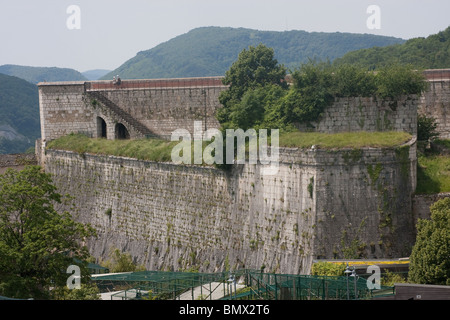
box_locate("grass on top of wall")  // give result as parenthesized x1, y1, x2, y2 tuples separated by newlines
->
(46, 133, 178, 162)
(47, 131, 413, 164)
(279, 131, 412, 149)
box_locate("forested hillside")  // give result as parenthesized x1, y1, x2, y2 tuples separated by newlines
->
(334, 26, 450, 69)
(0, 73, 39, 154)
(101, 26, 404, 80)
(0, 64, 87, 84)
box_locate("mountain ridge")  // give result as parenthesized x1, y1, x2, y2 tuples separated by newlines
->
(334, 26, 450, 69)
(0, 64, 87, 84)
(0, 73, 39, 154)
(101, 26, 405, 80)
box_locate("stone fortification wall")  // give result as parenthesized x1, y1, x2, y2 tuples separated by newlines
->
(38, 82, 92, 142)
(418, 79, 450, 139)
(38, 78, 423, 145)
(97, 83, 224, 139)
(38, 77, 227, 143)
(309, 95, 418, 136)
(0, 154, 37, 174)
(37, 76, 423, 274)
(43, 138, 417, 274)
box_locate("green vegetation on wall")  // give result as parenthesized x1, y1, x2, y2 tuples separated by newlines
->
(217, 44, 427, 133)
(47, 131, 413, 165)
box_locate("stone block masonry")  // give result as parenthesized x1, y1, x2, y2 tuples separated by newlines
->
(36, 75, 427, 274)
(418, 79, 450, 139)
(310, 95, 418, 136)
(38, 77, 228, 143)
(38, 72, 450, 145)
(44, 136, 417, 274)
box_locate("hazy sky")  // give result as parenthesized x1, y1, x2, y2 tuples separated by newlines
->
(0, 0, 449, 72)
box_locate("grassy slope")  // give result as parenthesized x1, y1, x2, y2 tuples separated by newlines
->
(416, 140, 450, 194)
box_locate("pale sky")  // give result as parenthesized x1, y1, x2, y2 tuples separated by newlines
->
(0, 0, 449, 72)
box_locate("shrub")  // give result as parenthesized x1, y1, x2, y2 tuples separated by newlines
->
(417, 114, 439, 142)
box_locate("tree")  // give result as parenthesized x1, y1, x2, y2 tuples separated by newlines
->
(375, 64, 428, 99)
(0, 166, 97, 299)
(101, 247, 146, 273)
(417, 114, 439, 142)
(408, 197, 450, 285)
(217, 43, 287, 127)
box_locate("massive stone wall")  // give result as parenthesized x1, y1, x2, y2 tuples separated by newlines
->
(38, 71, 450, 145)
(38, 77, 227, 143)
(37, 76, 428, 275)
(38, 82, 93, 142)
(99, 84, 224, 139)
(43, 136, 417, 274)
(305, 95, 418, 136)
(418, 79, 450, 139)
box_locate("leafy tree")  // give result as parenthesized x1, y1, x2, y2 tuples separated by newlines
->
(311, 262, 345, 276)
(217, 43, 287, 127)
(101, 247, 146, 273)
(51, 283, 100, 300)
(375, 64, 428, 99)
(330, 64, 377, 97)
(0, 166, 97, 299)
(408, 197, 450, 285)
(217, 47, 429, 136)
(286, 60, 334, 124)
(417, 114, 439, 142)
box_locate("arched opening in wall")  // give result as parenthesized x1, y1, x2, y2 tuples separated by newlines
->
(115, 123, 130, 140)
(97, 117, 107, 138)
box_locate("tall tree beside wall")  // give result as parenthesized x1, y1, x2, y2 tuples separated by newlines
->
(408, 197, 450, 285)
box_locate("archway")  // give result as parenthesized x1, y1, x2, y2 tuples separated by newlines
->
(115, 123, 130, 140)
(97, 117, 107, 138)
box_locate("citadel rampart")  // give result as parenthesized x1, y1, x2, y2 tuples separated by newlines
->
(418, 69, 450, 139)
(44, 138, 416, 274)
(36, 71, 450, 274)
(38, 77, 226, 143)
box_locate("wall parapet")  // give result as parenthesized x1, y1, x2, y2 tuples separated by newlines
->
(85, 76, 227, 91)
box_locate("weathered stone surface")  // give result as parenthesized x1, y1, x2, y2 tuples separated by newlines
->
(418, 80, 450, 139)
(36, 76, 438, 274)
(43, 138, 417, 274)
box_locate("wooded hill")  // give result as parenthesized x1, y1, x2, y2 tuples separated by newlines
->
(334, 26, 450, 69)
(0, 65, 87, 84)
(101, 26, 405, 80)
(0, 73, 39, 154)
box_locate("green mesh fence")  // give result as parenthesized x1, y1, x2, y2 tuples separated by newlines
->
(240, 271, 394, 300)
(92, 269, 394, 300)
